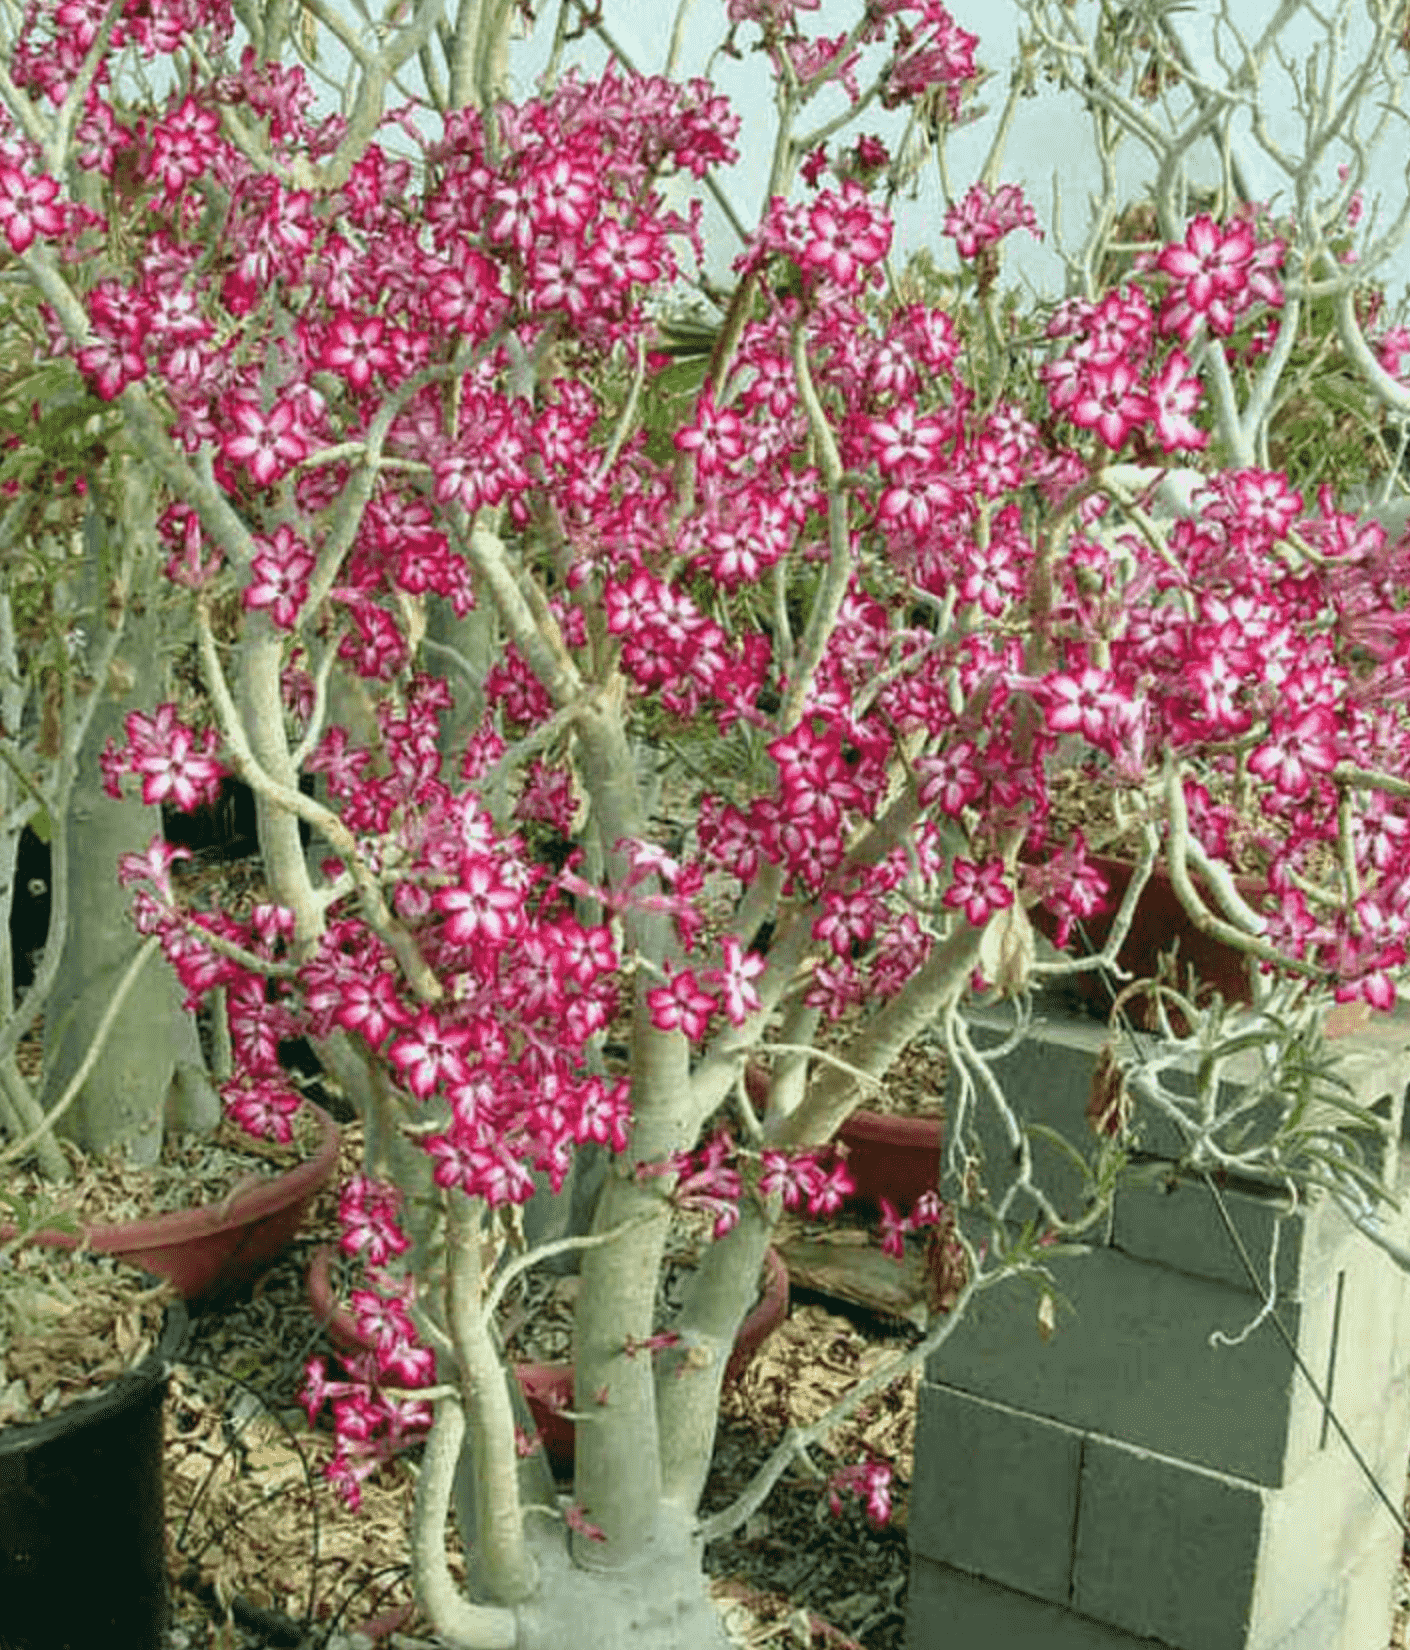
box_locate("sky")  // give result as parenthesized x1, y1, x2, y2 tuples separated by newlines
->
(289, 0, 1410, 304)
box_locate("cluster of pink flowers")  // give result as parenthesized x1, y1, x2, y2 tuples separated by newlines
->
(101, 703, 225, 812)
(826, 1458, 894, 1524)
(1377, 325, 1410, 383)
(33, 0, 1410, 1528)
(1153, 212, 1286, 344)
(1042, 285, 1211, 453)
(943, 182, 1042, 259)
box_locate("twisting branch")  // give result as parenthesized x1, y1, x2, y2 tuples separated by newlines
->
(1163, 752, 1321, 976)
(482, 1211, 658, 1320)
(697, 1265, 994, 1543)
(777, 322, 853, 734)
(409, 1400, 518, 1650)
(195, 599, 443, 1003)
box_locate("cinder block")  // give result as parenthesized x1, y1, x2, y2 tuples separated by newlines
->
(1250, 1366, 1410, 1647)
(1072, 1437, 1263, 1650)
(927, 1246, 1320, 1485)
(1110, 1164, 1357, 1302)
(1070, 1377, 1410, 1650)
(908, 1380, 1082, 1604)
(909, 998, 1410, 1650)
(906, 1552, 1173, 1650)
(1267, 1520, 1402, 1650)
(958, 996, 1410, 1227)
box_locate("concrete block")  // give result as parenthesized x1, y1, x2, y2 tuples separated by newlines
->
(1268, 1521, 1402, 1650)
(1070, 1373, 1410, 1650)
(1249, 1366, 1410, 1647)
(957, 996, 1410, 1229)
(927, 1247, 1319, 1485)
(906, 1552, 1173, 1650)
(1110, 1164, 1356, 1302)
(1072, 1436, 1263, 1650)
(908, 997, 1410, 1650)
(908, 1380, 1082, 1604)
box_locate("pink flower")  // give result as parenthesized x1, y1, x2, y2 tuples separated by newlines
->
(220, 394, 308, 486)
(0, 163, 63, 253)
(1068, 360, 1150, 451)
(943, 856, 1014, 927)
(804, 1159, 856, 1219)
(1042, 668, 1122, 746)
(759, 1148, 827, 1211)
(1147, 349, 1209, 452)
(673, 388, 744, 476)
(943, 182, 1041, 259)
(826, 1459, 893, 1525)
(1247, 707, 1340, 800)
(77, 334, 147, 401)
(647, 964, 718, 1041)
(878, 1198, 909, 1260)
(1376, 325, 1410, 382)
(802, 184, 892, 288)
(387, 1010, 474, 1099)
(433, 856, 524, 953)
(243, 525, 317, 628)
(333, 971, 412, 1051)
(1155, 213, 1281, 342)
(573, 1077, 633, 1152)
(565, 1504, 607, 1543)
(320, 311, 394, 391)
(706, 936, 766, 1026)
(133, 722, 224, 811)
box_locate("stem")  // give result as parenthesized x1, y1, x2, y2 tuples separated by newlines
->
(444, 1190, 536, 1603)
(697, 1264, 994, 1543)
(196, 601, 442, 1002)
(410, 1399, 518, 1650)
(0, 935, 160, 1168)
(776, 918, 986, 1148)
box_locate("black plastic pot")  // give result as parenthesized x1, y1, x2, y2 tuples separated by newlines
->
(0, 1290, 189, 1650)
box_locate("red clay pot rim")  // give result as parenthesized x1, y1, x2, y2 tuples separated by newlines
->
(3, 1102, 340, 1254)
(839, 1109, 940, 1147)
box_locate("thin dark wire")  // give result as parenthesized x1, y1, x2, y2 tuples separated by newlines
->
(1066, 918, 1410, 1545)
(1196, 1165, 1410, 1542)
(173, 1351, 323, 1632)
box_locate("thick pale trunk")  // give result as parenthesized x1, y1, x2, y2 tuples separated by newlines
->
(44, 600, 218, 1161)
(513, 1510, 729, 1650)
(656, 1201, 774, 1513)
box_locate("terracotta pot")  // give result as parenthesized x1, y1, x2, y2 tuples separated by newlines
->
(837, 1109, 942, 1219)
(1028, 851, 1260, 1011)
(2, 1103, 339, 1303)
(744, 1063, 942, 1221)
(307, 1242, 790, 1476)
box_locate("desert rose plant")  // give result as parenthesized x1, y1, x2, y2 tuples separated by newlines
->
(3, 0, 1410, 1643)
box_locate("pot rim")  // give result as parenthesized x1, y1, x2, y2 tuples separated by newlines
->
(2, 1101, 339, 1254)
(0, 1283, 189, 1451)
(839, 1109, 941, 1146)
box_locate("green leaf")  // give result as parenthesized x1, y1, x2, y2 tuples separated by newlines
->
(1026, 1121, 1097, 1187)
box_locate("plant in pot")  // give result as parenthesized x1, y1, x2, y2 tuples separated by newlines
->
(2, 0, 1410, 1646)
(0, 307, 340, 1302)
(0, 446, 332, 1645)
